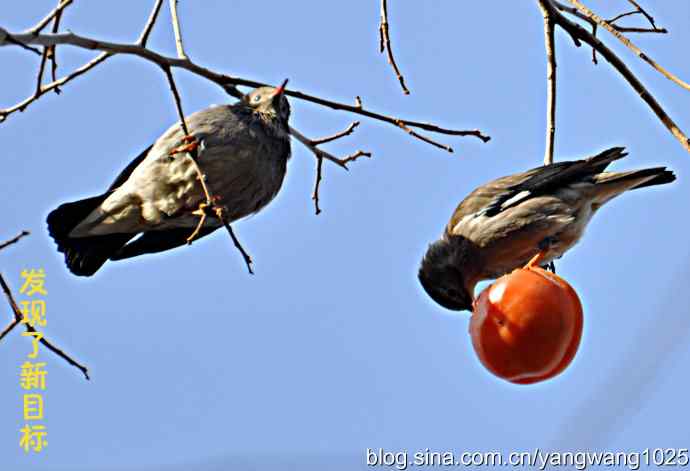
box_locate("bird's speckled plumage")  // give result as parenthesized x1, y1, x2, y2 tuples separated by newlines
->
(48, 84, 292, 276)
(419, 147, 675, 312)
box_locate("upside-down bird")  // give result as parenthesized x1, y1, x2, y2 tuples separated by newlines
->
(418, 147, 675, 311)
(48, 81, 291, 276)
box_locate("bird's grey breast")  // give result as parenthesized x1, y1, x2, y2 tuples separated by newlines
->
(123, 105, 290, 228)
(193, 105, 291, 221)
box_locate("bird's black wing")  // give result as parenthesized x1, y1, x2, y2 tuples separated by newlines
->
(109, 226, 219, 261)
(481, 146, 627, 217)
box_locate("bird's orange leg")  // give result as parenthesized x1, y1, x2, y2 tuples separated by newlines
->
(169, 135, 200, 157)
(525, 252, 546, 269)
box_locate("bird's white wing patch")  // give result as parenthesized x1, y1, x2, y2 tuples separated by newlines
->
(500, 190, 531, 210)
(450, 213, 490, 237)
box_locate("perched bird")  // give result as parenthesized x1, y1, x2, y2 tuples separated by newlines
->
(48, 81, 291, 276)
(418, 147, 675, 311)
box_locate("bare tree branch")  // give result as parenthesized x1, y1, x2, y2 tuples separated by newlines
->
(613, 26, 667, 34)
(0, 0, 164, 123)
(0, 318, 19, 343)
(26, 0, 73, 35)
(378, 0, 410, 95)
(538, 0, 557, 165)
(0, 231, 30, 252)
(137, 0, 165, 46)
(567, 0, 690, 92)
(3, 34, 41, 55)
(607, 10, 639, 25)
(0, 273, 89, 380)
(310, 121, 361, 146)
(48, 4, 64, 83)
(312, 156, 325, 215)
(542, 0, 690, 154)
(162, 51, 253, 273)
(168, 0, 188, 60)
(0, 29, 490, 147)
(218, 211, 253, 273)
(289, 125, 371, 214)
(36, 0, 68, 96)
(162, 66, 190, 135)
(163, 4, 254, 275)
(625, 0, 662, 30)
(35, 46, 50, 95)
(0, 53, 111, 122)
(554, 0, 665, 74)
(289, 127, 371, 170)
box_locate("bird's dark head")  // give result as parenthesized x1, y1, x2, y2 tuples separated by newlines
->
(418, 239, 474, 312)
(243, 79, 291, 125)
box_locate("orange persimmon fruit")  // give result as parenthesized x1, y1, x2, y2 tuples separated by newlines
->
(470, 264, 583, 384)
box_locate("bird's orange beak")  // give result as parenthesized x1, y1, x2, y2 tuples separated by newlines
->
(272, 78, 289, 98)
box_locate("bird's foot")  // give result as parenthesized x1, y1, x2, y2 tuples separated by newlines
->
(190, 196, 225, 218)
(191, 202, 210, 217)
(187, 201, 212, 244)
(169, 135, 200, 158)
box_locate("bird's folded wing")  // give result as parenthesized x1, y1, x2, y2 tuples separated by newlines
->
(447, 146, 627, 228)
(110, 226, 219, 260)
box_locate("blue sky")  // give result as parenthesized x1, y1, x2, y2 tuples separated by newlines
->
(1, 1, 689, 469)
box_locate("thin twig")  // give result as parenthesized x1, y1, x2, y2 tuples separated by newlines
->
(216, 208, 253, 274)
(290, 124, 371, 214)
(163, 65, 254, 272)
(0, 52, 111, 122)
(0, 318, 20, 343)
(567, 0, 690, 91)
(378, 0, 410, 95)
(27, 0, 73, 35)
(591, 23, 598, 64)
(554, 1, 665, 37)
(137, 0, 165, 46)
(0, 273, 89, 380)
(289, 127, 371, 170)
(0, 231, 30, 252)
(47, 3, 65, 93)
(285, 88, 490, 144)
(162, 67, 212, 219)
(0, 29, 490, 146)
(310, 121, 360, 146)
(394, 120, 453, 153)
(625, 0, 660, 29)
(162, 65, 190, 136)
(543, 0, 690, 153)
(168, 0, 188, 60)
(1, 0, 164, 122)
(538, 0, 557, 165)
(2, 33, 42, 55)
(612, 26, 667, 34)
(607, 10, 638, 25)
(312, 156, 324, 215)
(35, 0, 63, 98)
(35, 47, 50, 96)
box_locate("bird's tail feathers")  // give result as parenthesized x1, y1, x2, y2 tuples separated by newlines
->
(47, 195, 134, 277)
(592, 167, 676, 205)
